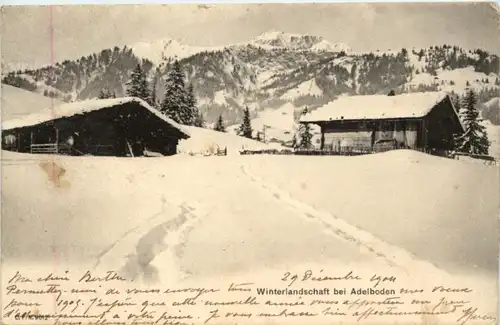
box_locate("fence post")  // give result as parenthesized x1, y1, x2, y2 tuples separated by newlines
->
(55, 128, 59, 154)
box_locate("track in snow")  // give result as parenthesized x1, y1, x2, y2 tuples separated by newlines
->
(94, 197, 205, 284)
(238, 162, 448, 277)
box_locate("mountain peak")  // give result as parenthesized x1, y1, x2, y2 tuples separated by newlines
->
(251, 30, 351, 53)
(131, 37, 225, 64)
(254, 30, 309, 41)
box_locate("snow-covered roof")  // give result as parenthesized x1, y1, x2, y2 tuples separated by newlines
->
(2, 97, 190, 137)
(300, 91, 451, 123)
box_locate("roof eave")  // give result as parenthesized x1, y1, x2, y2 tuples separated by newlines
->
(300, 116, 426, 124)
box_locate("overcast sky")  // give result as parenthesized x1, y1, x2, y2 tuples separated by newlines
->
(1, 3, 499, 68)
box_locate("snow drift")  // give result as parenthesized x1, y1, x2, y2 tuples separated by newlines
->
(178, 125, 283, 155)
(2, 149, 497, 324)
(1, 84, 63, 121)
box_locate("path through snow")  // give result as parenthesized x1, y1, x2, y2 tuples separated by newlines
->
(95, 196, 206, 284)
(238, 161, 450, 278)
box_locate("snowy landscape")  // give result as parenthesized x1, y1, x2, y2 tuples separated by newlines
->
(1, 3, 499, 325)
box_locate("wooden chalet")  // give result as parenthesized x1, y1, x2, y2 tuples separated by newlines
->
(300, 91, 464, 155)
(2, 97, 190, 157)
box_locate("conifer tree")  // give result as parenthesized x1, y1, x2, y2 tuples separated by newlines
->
(150, 73, 158, 108)
(298, 123, 313, 149)
(186, 83, 200, 126)
(454, 89, 490, 155)
(160, 60, 191, 124)
(214, 114, 225, 132)
(237, 106, 253, 138)
(291, 134, 298, 149)
(98, 89, 106, 99)
(451, 93, 462, 114)
(126, 63, 150, 103)
(294, 108, 313, 149)
(98, 88, 116, 99)
(193, 111, 205, 128)
(190, 84, 205, 128)
(151, 85, 157, 108)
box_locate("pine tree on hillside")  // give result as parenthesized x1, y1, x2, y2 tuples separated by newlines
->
(160, 60, 191, 124)
(188, 83, 205, 128)
(450, 93, 462, 114)
(126, 64, 150, 103)
(454, 89, 490, 155)
(214, 114, 226, 132)
(150, 73, 158, 108)
(151, 85, 157, 108)
(186, 83, 200, 126)
(98, 89, 107, 99)
(298, 123, 313, 149)
(291, 134, 298, 149)
(193, 111, 205, 128)
(238, 106, 253, 138)
(98, 88, 116, 99)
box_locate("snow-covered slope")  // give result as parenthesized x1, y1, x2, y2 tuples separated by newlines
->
(481, 96, 499, 125)
(484, 96, 499, 109)
(178, 125, 283, 155)
(1, 83, 64, 121)
(2, 150, 497, 323)
(229, 102, 303, 143)
(280, 78, 323, 100)
(483, 120, 500, 159)
(408, 66, 498, 93)
(3, 35, 499, 134)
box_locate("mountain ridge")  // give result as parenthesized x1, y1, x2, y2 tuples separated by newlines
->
(2, 31, 499, 130)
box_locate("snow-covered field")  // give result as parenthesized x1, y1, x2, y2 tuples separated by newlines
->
(2, 149, 497, 323)
(2, 150, 497, 275)
(178, 125, 284, 155)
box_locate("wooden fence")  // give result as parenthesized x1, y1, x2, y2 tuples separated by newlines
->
(29, 143, 111, 156)
(239, 146, 450, 157)
(240, 148, 389, 156)
(216, 147, 228, 156)
(30, 143, 70, 154)
(187, 146, 228, 157)
(239, 146, 497, 165)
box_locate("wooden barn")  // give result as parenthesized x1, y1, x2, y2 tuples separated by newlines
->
(300, 91, 464, 155)
(2, 97, 190, 157)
